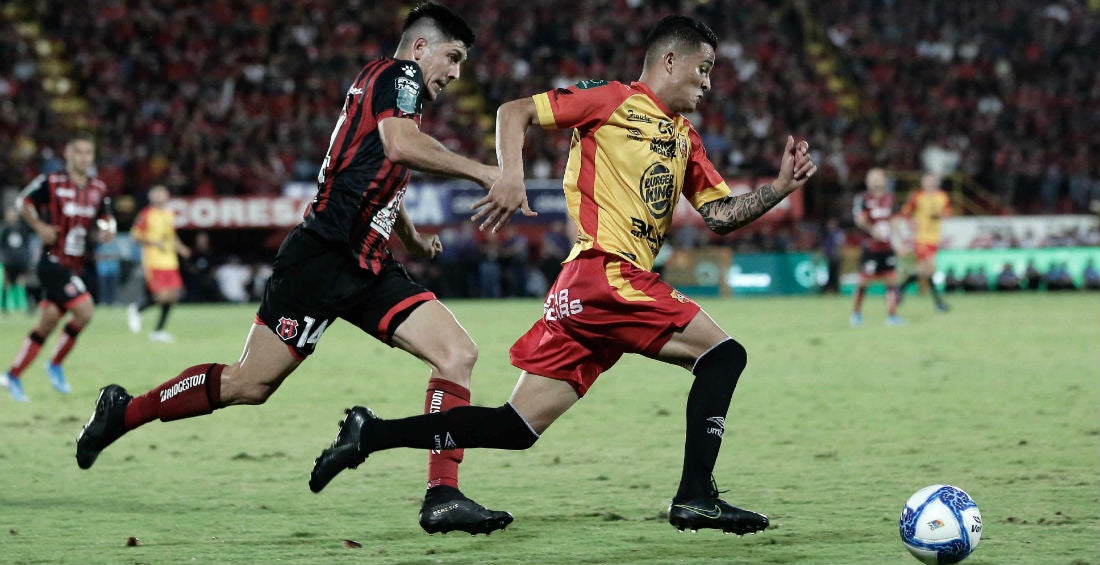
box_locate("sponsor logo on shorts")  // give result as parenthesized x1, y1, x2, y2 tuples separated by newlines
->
(544, 288, 583, 321)
(277, 316, 299, 340)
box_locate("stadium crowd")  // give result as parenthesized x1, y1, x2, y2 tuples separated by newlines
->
(1, 0, 1098, 300)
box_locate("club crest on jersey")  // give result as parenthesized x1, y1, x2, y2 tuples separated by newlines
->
(277, 317, 299, 340)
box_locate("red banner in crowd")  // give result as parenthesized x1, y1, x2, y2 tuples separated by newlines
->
(164, 178, 801, 230)
(165, 197, 312, 229)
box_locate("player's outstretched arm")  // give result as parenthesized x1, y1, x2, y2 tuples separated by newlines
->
(378, 116, 498, 189)
(699, 135, 816, 235)
(471, 97, 540, 233)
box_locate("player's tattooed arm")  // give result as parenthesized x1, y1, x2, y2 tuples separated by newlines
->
(698, 184, 785, 235)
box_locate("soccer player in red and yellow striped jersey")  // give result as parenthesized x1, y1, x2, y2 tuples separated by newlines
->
(900, 172, 951, 311)
(128, 185, 191, 342)
(310, 15, 818, 536)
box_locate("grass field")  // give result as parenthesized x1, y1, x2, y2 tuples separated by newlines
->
(0, 292, 1097, 565)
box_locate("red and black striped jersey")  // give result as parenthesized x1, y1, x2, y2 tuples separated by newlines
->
(19, 173, 113, 272)
(302, 57, 425, 273)
(852, 190, 895, 252)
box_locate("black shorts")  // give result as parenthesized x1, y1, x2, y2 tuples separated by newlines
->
(3, 260, 29, 281)
(256, 226, 436, 358)
(858, 247, 897, 277)
(38, 257, 90, 309)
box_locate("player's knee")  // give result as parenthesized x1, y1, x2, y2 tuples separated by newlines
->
(697, 337, 748, 373)
(437, 340, 478, 379)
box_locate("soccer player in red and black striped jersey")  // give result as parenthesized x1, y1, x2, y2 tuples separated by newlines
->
(3, 132, 117, 402)
(310, 15, 818, 535)
(850, 167, 903, 326)
(76, 2, 512, 535)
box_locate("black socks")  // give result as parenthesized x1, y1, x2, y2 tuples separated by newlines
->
(363, 403, 539, 454)
(675, 338, 748, 502)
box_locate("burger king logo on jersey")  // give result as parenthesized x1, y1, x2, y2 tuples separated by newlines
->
(639, 162, 675, 219)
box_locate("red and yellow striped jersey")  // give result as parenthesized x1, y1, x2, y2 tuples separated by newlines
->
(133, 206, 180, 270)
(532, 80, 730, 271)
(901, 189, 951, 245)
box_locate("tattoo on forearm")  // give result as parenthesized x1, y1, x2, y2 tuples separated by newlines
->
(699, 184, 785, 235)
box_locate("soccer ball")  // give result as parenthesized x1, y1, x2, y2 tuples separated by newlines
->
(899, 484, 982, 565)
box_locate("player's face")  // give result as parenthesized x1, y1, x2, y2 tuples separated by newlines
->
(865, 169, 887, 195)
(65, 139, 96, 177)
(921, 173, 941, 191)
(667, 43, 715, 114)
(419, 40, 468, 101)
(149, 186, 169, 206)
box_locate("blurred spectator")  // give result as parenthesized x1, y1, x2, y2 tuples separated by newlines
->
(1023, 259, 1044, 291)
(995, 262, 1021, 292)
(1, 207, 35, 314)
(214, 255, 252, 303)
(94, 237, 123, 306)
(1045, 261, 1075, 291)
(962, 265, 989, 292)
(1083, 259, 1100, 291)
(539, 220, 572, 285)
(943, 265, 962, 293)
(819, 217, 845, 294)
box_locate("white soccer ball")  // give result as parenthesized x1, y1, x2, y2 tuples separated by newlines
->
(899, 484, 982, 565)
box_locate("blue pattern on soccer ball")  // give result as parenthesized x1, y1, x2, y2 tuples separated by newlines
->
(938, 487, 977, 511)
(899, 506, 918, 539)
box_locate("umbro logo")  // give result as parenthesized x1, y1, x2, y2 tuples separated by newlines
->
(706, 416, 725, 438)
(673, 503, 722, 520)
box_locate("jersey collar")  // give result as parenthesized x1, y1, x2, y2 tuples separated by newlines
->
(630, 81, 675, 118)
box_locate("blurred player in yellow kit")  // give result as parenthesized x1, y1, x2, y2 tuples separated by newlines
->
(128, 185, 191, 342)
(899, 172, 950, 312)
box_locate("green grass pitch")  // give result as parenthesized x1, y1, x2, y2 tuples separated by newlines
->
(0, 293, 1097, 564)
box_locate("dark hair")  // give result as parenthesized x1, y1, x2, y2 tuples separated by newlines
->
(403, 2, 476, 47)
(643, 15, 718, 56)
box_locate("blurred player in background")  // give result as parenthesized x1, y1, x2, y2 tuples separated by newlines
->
(899, 172, 951, 312)
(2, 132, 116, 402)
(76, 2, 512, 536)
(310, 15, 817, 536)
(850, 167, 902, 326)
(127, 184, 191, 343)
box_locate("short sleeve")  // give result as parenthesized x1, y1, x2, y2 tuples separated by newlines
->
(683, 128, 730, 209)
(372, 61, 425, 122)
(531, 80, 621, 132)
(19, 175, 49, 207)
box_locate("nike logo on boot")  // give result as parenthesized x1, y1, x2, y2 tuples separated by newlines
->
(672, 503, 722, 520)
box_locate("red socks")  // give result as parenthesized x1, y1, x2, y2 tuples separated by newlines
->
(8, 331, 46, 377)
(50, 322, 83, 366)
(424, 378, 470, 489)
(123, 363, 225, 431)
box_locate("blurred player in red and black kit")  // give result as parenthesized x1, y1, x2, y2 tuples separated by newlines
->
(311, 15, 817, 535)
(76, 2, 512, 535)
(2, 132, 116, 402)
(850, 167, 902, 326)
